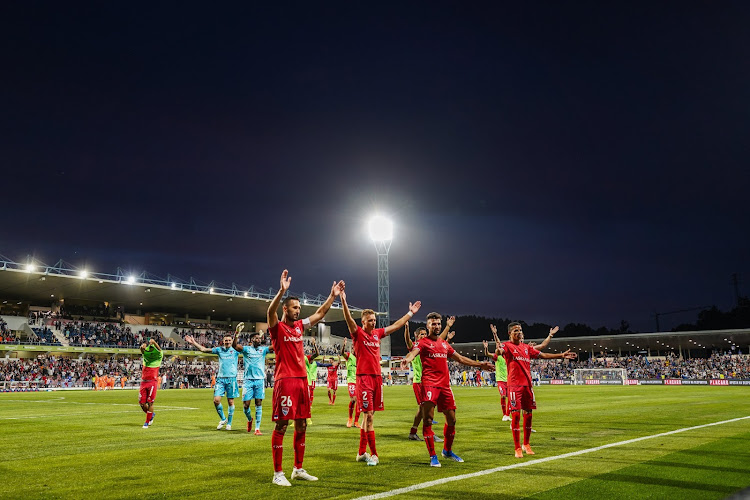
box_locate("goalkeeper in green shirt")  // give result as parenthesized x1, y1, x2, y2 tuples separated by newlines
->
(139, 338, 163, 428)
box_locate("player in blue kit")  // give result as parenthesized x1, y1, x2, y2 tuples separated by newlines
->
(233, 324, 271, 435)
(186, 325, 241, 431)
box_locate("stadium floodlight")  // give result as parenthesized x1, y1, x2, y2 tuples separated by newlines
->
(26, 264, 36, 272)
(243, 292, 248, 297)
(171, 282, 177, 290)
(79, 270, 88, 279)
(126, 276, 135, 285)
(368, 214, 393, 354)
(209, 287, 214, 294)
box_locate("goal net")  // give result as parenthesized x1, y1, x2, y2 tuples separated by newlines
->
(573, 368, 627, 385)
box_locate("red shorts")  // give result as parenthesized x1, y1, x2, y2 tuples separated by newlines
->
(412, 382, 424, 405)
(348, 383, 356, 397)
(356, 374, 384, 412)
(508, 385, 536, 411)
(497, 380, 508, 397)
(421, 385, 456, 413)
(139, 380, 157, 404)
(272, 377, 311, 421)
(328, 379, 337, 391)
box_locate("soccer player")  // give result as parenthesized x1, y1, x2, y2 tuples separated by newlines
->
(491, 322, 576, 458)
(304, 339, 319, 423)
(233, 324, 271, 435)
(484, 339, 510, 422)
(400, 312, 494, 467)
(341, 290, 421, 466)
(325, 357, 341, 405)
(268, 269, 344, 486)
(139, 338, 163, 428)
(404, 318, 453, 441)
(185, 328, 241, 431)
(340, 339, 360, 428)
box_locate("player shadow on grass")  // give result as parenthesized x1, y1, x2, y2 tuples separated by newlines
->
(645, 459, 750, 475)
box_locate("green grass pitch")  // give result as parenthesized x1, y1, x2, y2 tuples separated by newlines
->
(1, 385, 749, 499)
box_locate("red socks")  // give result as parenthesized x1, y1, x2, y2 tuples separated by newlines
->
(511, 412, 521, 449)
(443, 424, 455, 452)
(501, 397, 508, 416)
(348, 400, 355, 418)
(293, 431, 306, 469)
(146, 411, 153, 422)
(366, 430, 377, 456)
(355, 407, 361, 423)
(359, 429, 368, 455)
(332, 393, 336, 404)
(523, 412, 533, 446)
(409, 426, 418, 435)
(271, 430, 284, 472)
(423, 426, 436, 456)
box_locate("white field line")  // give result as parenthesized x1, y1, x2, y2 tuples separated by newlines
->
(353, 415, 750, 500)
(0, 407, 199, 420)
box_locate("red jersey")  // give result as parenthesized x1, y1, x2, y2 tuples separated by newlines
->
(413, 336, 455, 387)
(270, 319, 309, 380)
(351, 326, 385, 375)
(502, 341, 540, 387)
(141, 366, 159, 382)
(327, 365, 338, 381)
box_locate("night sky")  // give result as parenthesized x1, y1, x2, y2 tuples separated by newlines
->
(2, 2, 749, 332)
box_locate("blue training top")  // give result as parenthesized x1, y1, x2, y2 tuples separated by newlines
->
(241, 345, 269, 381)
(212, 346, 239, 378)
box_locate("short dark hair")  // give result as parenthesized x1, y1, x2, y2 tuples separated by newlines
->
(415, 327, 427, 335)
(249, 332, 261, 339)
(508, 321, 522, 332)
(283, 296, 300, 307)
(426, 312, 442, 321)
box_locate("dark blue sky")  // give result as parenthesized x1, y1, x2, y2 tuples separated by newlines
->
(2, 2, 748, 331)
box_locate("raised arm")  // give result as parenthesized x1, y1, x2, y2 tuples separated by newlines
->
(483, 340, 491, 358)
(310, 338, 319, 359)
(267, 270, 291, 329)
(450, 351, 494, 371)
(439, 316, 455, 340)
(383, 301, 422, 336)
(533, 325, 558, 351)
(232, 322, 245, 352)
(184, 335, 212, 353)
(539, 349, 577, 360)
(399, 347, 420, 370)
(490, 324, 504, 356)
(404, 322, 413, 350)
(340, 291, 358, 334)
(306, 280, 345, 326)
(149, 338, 161, 351)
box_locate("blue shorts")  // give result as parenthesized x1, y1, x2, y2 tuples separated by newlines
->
(242, 379, 265, 401)
(214, 377, 239, 399)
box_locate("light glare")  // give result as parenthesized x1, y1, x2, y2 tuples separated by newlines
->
(368, 215, 393, 242)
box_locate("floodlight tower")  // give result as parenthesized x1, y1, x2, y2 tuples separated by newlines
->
(368, 215, 393, 355)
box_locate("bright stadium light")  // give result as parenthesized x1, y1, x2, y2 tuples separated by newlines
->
(26, 264, 36, 272)
(126, 276, 135, 285)
(368, 215, 393, 242)
(243, 292, 248, 298)
(79, 270, 88, 279)
(171, 282, 177, 290)
(209, 287, 214, 294)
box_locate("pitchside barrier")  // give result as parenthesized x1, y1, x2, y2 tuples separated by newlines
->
(536, 379, 750, 386)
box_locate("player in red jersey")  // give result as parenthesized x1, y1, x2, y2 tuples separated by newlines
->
(268, 269, 345, 487)
(340, 339, 360, 428)
(139, 338, 163, 428)
(491, 322, 576, 458)
(401, 312, 494, 467)
(341, 290, 421, 466)
(325, 357, 340, 405)
(404, 318, 454, 441)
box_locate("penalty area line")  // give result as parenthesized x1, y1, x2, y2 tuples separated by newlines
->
(353, 415, 750, 500)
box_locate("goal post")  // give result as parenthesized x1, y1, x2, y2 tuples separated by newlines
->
(573, 368, 627, 385)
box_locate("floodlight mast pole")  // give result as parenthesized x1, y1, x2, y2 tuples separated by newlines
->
(374, 238, 392, 356)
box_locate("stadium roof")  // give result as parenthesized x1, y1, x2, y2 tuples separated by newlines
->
(452, 329, 750, 358)
(0, 256, 360, 322)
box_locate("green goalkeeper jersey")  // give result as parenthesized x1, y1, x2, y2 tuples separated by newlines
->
(494, 353, 507, 382)
(305, 356, 317, 384)
(142, 345, 163, 368)
(411, 355, 423, 384)
(345, 353, 357, 384)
